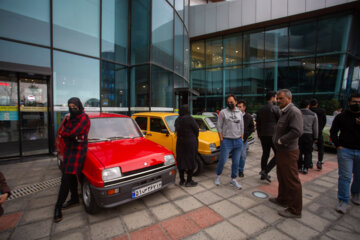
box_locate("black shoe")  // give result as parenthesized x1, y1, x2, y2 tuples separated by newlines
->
(269, 197, 287, 208)
(179, 180, 185, 186)
(309, 163, 313, 169)
(260, 172, 271, 182)
(62, 200, 80, 210)
(316, 161, 322, 170)
(54, 207, 63, 223)
(303, 168, 308, 174)
(239, 171, 244, 178)
(185, 181, 198, 187)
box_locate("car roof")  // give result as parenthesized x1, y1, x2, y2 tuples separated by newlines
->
(192, 115, 208, 119)
(86, 112, 129, 119)
(132, 112, 178, 117)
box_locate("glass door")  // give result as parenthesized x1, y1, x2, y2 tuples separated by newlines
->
(19, 77, 49, 156)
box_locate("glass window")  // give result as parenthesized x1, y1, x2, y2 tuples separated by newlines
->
(243, 63, 265, 95)
(101, 61, 128, 109)
(0, 40, 50, 67)
(174, 15, 184, 75)
(175, 0, 184, 20)
(244, 30, 264, 63)
(206, 68, 222, 96)
(53, 51, 100, 107)
(150, 118, 167, 133)
(102, 0, 128, 64)
(286, 58, 315, 93)
(152, 66, 173, 108)
(316, 55, 343, 92)
(289, 20, 316, 57)
(0, 0, 50, 46)
(130, 65, 149, 108)
(192, 70, 206, 95)
(317, 14, 352, 53)
(264, 61, 288, 92)
(350, 59, 360, 94)
(184, 30, 190, 79)
(240, 96, 264, 113)
(89, 118, 142, 139)
(174, 75, 188, 88)
(131, 0, 150, 64)
(265, 26, 288, 60)
(191, 40, 205, 69)
(152, 0, 174, 70)
(224, 33, 243, 66)
(135, 117, 147, 130)
(184, 0, 189, 28)
(206, 38, 223, 67)
(225, 66, 242, 95)
(165, 115, 177, 132)
(195, 119, 207, 130)
(53, 0, 100, 57)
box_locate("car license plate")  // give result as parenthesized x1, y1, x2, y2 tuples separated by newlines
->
(132, 181, 162, 199)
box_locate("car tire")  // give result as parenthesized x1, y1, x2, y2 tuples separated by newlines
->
(82, 177, 100, 214)
(193, 154, 203, 176)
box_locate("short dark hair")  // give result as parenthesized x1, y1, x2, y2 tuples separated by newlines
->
(300, 99, 310, 109)
(237, 99, 246, 107)
(226, 94, 237, 103)
(266, 91, 276, 101)
(310, 98, 318, 107)
(348, 93, 360, 102)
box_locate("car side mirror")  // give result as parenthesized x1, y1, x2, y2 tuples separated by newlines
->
(142, 130, 147, 135)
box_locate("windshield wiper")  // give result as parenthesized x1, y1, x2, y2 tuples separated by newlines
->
(108, 136, 127, 140)
(88, 137, 108, 142)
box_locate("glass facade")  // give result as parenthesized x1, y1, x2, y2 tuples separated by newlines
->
(191, 13, 358, 114)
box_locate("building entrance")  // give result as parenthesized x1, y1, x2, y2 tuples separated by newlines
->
(0, 72, 50, 159)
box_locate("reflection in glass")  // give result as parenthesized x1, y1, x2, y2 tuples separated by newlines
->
(244, 30, 264, 63)
(316, 55, 342, 92)
(192, 70, 206, 95)
(206, 68, 222, 96)
(243, 63, 265, 95)
(130, 65, 149, 108)
(152, 66, 173, 108)
(206, 38, 223, 67)
(175, 0, 184, 20)
(192, 40, 205, 68)
(102, 0, 128, 64)
(174, 15, 184, 75)
(0, 40, 50, 67)
(101, 61, 128, 109)
(264, 61, 288, 91)
(184, 0, 189, 28)
(224, 33, 243, 65)
(152, 0, 174, 70)
(131, 0, 150, 64)
(287, 58, 315, 93)
(265, 27, 288, 60)
(225, 66, 242, 94)
(289, 21, 316, 57)
(184, 30, 190, 79)
(53, 51, 100, 107)
(174, 75, 188, 88)
(0, 0, 50, 46)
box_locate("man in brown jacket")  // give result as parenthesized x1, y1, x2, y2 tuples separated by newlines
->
(0, 172, 11, 216)
(269, 89, 304, 218)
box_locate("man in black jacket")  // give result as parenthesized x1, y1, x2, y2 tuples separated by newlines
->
(237, 100, 255, 177)
(330, 93, 360, 214)
(310, 99, 327, 170)
(256, 91, 280, 182)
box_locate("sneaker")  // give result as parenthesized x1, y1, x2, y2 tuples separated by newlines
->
(316, 161, 323, 170)
(302, 168, 308, 174)
(230, 179, 242, 189)
(335, 200, 349, 214)
(351, 194, 360, 205)
(278, 208, 301, 218)
(238, 171, 244, 178)
(214, 175, 221, 186)
(269, 197, 287, 208)
(185, 181, 198, 187)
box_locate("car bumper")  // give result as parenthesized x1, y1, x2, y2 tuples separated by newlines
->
(201, 151, 220, 164)
(89, 165, 176, 208)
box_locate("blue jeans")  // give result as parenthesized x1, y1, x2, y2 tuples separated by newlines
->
(216, 138, 243, 179)
(239, 139, 248, 172)
(337, 147, 360, 203)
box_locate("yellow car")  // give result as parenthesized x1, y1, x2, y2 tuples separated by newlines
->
(132, 112, 221, 175)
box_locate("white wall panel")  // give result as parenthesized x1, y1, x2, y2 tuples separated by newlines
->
(288, 0, 306, 15)
(326, 0, 349, 7)
(242, 0, 256, 26)
(205, 4, 217, 34)
(229, 0, 242, 29)
(256, 0, 271, 23)
(216, 2, 229, 31)
(306, 0, 326, 12)
(271, 0, 288, 19)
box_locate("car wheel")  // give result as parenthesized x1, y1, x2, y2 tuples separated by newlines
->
(193, 154, 203, 176)
(82, 177, 100, 214)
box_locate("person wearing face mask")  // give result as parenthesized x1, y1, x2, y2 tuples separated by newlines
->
(215, 94, 244, 189)
(330, 93, 360, 214)
(54, 97, 90, 223)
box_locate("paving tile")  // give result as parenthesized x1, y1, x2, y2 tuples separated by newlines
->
(123, 209, 155, 231)
(297, 210, 331, 232)
(3, 196, 31, 214)
(113, 235, 129, 240)
(174, 196, 203, 212)
(150, 202, 181, 221)
(20, 205, 53, 225)
(255, 229, 292, 240)
(326, 230, 360, 240)
(313, 179, 336, 188)
(161, 215, 200, 240)
(53, 212, 87, 233)
(142, 192, 169, 207)
(198, 179, 216, 190)
(228, 194, 258, 209)
(90, 217, 125, 240)
(193, 191, 222, 205)
(204, 221, 246, 240)
(28, 195, 58, 209)
(184, 231, 211, 240)
(182, 185, 207, 195)
(0, 231, 11, 240)
(129, 224, 168, 240)
(320, 176, 338, 184)
(277, 219, 319, 240)
(248, 204, 282, 224)
(11, 219, 52, 240)
(337, 215, 360, 233)
(117, 199, 146, 215)
(209, 200, 242, 218)
(0, 212, 23, 231)
(230, 212, 268, 235)
(162, 187, 188, 201)
(210, 186, 237, 198)
(52, 230, 87, 240)
(186, 207, 223, 229)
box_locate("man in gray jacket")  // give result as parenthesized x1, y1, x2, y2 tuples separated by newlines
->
(215, 94, 244, 189)
(269, 89, 303, 218)
(298, 99, 318, 174)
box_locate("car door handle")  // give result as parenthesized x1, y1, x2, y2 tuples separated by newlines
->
(147, 133, 152, 136)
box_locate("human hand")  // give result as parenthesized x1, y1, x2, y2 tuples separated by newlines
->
(0, 193, 8, 204)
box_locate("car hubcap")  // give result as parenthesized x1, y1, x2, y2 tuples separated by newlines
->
(83, 182, 90, 207)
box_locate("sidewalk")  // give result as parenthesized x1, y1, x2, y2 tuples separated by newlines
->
(0, 137, 359, 240)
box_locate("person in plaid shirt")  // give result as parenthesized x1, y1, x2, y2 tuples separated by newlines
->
(54, 97, 90, 223)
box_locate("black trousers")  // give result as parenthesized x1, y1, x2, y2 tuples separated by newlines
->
(179, 169, 194, 183)
(56, 173, 79, 208)
(260, 136, 276, 174)
(298, 133, 314, 169)
(316, 132, 324, 163)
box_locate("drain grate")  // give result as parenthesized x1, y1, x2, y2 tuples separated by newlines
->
(8, 177, 61, 201)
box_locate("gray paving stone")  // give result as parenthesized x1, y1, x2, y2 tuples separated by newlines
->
(228, 194, 257, 209)
(210, 186, 237, 198)
(117, 199, 146, 215)
(0, 231, 11, 240)
(248, 204, 282, 224)
(337, 215, 360, 233)
(209, 200, 242, 218)
(204, 221, 246, 240)
(297, 210, 331, 232)
(313, 179, 336, 188)
(52, 230, 87, 240)
(184, 231, 211, 240)
(162, 187, 188, 200)
(142, 192, 169, 207)
(53, 212, 87, 233)
(306, 184, 330, 193)
(123, 209, 155, 231)
(198, 179, 217, 190)
(20, 205, 53, 225)
(326, 230, 360, 240)
(182, 184, 207, 195)
(90, 217, 124, 240)
(87, 207, 123, 224)
(150, 202, 180, 221)
(3, 196, 30, 214)
(194, 190, 223, 205)
(28, 195, 58, 209)
(320, 176, 338, 184)
(174, 196, 203, 212)
(255, 229, 292, 240)
(277, 219, 319, 240)
(230, 212, 268, 235)
(11, 219, 52, 240)
(302, 188, 320, 200)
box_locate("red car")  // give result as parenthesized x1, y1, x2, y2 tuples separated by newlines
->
(55, 113, 176, 213)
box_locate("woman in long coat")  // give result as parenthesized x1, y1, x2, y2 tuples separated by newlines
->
(175, 105, 199, 187)
(54, 97, 90, 223)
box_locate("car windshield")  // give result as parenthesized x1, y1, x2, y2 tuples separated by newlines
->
(164, 115, 178, 132)
(205, 117, 217, 129)
(88, 117, 142, 141)
(202, 112, 217, 118)
(326, 115, 334, 126)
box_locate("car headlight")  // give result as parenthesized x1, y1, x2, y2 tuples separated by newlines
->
(209, 143, 217, 152)
(102, 167, 122, 182)
(164, 154, 175, 166)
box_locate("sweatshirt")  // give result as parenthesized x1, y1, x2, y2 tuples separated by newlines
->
(300, 108, 318, 139)
(217, 107, 244, 139)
